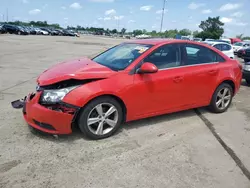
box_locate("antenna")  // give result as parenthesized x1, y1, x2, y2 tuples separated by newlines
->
(160, 0, 166, 32)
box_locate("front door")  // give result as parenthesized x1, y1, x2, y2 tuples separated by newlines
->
(129, 43, 189, 118)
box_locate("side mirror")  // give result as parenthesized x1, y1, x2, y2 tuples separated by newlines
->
(138, 62, 158, 74)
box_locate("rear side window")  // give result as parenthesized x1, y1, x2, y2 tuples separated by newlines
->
(183, 44, 225, 65)
(213, 44, 222, 51)
(221, 44, 231, 51)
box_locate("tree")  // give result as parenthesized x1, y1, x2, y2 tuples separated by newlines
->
(178, 29, 191, 36)
(197, 16, 224, 40)
(121, 28, 126, 34)
(142, 29, 147, 34)
(111, 29, 118, 34)
(242, 36, 250, 40)
(165, 29, 178, 38)
(133, 29, 143, 36)
(193, 30, 199, 37)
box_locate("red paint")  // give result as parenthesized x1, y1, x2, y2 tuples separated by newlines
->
(24, 39, 242, 134)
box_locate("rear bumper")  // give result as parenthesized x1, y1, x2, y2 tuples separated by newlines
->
(23, 92, 78, 134)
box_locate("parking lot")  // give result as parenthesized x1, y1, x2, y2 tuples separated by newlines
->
(0, 35, 250, 188)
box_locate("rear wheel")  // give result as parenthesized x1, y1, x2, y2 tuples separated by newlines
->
(209, 83, 233, 113)
(78, 97, 123, 140)
(244, 59, 249, 63)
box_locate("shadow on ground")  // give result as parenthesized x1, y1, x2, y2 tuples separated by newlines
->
(29, 108, 212, 142)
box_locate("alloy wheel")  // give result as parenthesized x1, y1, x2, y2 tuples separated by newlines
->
(87, 103, 118, 136)
(216, 87, 231, 110)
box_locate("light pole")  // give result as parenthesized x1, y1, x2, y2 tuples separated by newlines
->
(160, 0, 166, 32)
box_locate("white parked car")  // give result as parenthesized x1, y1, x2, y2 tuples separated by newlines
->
(203, 41, 234, 59)
(232, 42, 250, 54)
(135, 34, 151, 39)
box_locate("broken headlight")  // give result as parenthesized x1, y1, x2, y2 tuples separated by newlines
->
(40, 86, 79, 104)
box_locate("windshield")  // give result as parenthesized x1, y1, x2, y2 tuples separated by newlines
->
(92, 43, 153, 71)
(234, 42, 243, 46)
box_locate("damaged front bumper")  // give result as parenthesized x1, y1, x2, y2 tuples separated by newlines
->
(11, 92, 80, 134)
(11, 97, 26, 109)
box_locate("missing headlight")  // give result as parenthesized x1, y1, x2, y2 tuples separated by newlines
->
(37, 79, 103, 91)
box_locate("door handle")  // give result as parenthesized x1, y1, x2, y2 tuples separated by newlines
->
(208, 70, 218, 75)
(173, 76, 183, 83)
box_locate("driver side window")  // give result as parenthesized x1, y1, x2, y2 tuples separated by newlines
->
(143, 44, 181, 69)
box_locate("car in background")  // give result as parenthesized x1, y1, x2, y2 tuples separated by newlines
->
(27, 27, 37, 35)
(219, 38, 231, 44)
(205, 38, 215, 42)
(17, 26, 29, 35)
(2, 24, 20, 34)
(203, 41, 234, 59)
(0, 24, 6, 34)
(40, 28, 52, 35)
(243, 61, 250, 84)
(242, 48, 250, 62)
(62, 30, 78, 37)
(237, 48, 246, 58)
(181, 36, 191, 40)
(135, 34, 151, 39)
(12, 39, 242, 139)
(233, 42, 250, 54)
(193, 38, 202, 42)
(230, 38, 242, 44)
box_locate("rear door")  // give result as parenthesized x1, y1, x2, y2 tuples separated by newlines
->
(180, 43, 223, 106)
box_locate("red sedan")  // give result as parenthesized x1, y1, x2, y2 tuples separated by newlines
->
(13, 39, 242, 139)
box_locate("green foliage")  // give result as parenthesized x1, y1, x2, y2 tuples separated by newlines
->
(197, 16, 224, 40)
(178, 29, 192, 36)
(133, 30, 143, 36)
(6, 20, 61, 28)
(193, 30, 199, 37)
(121, 28, 126, 34)
(242, 36, 250, 40)
(111, 29, 118, 34)
(235, 34, 250, 41)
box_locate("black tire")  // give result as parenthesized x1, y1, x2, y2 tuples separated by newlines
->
(246, 78, 250, 85)
(78, 96, 123, 140)
(209, 83, 233, 113)
(244, 59, 249, 63)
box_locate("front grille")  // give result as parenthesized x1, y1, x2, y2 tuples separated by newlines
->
(33, 119, 56, 131)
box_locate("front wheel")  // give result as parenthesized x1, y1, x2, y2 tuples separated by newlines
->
(78, 97, 123, 140)
(209, 83, 233, 113)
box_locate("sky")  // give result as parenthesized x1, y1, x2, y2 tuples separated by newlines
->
(0, 0, 249, 37)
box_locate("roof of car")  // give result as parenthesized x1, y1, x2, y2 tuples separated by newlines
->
(203, 41, 231, 45)
(127, 38, 201, 45)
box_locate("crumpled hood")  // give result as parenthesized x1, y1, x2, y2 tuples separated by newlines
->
(37, 57, 116, 86)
